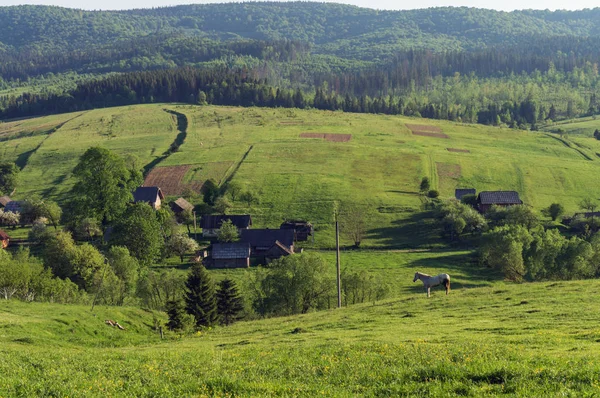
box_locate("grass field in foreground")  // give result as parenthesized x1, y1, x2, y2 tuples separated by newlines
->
(2, 279, 600, 396)
(4, 105, 600, 248)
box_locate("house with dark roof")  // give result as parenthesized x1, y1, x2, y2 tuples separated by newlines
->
(170, 197, 194, 214)
(0, 229, 10, 249)
(477, 191, 523, 213)
(455, 189, 476, 201)
(240, 228, 294, 263)
(280, 220, 314, 241)
(201, 215, 252, 238)
(133, 187, 164, 209)
(0, 196, 11, 208)
(207, 242, 251, 268)
(3, 201, 23, 214)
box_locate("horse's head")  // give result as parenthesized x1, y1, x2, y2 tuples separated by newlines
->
(413, 272, 420, 282)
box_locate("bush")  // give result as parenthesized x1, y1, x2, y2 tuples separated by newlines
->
(427, 189, 439, 198)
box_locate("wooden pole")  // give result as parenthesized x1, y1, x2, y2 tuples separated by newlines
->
(91, 258, 108, 312)
(193, 210, 197, 241)
(336, 220, 342, 308)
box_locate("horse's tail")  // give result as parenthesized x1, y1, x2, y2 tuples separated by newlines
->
(443, 278, 450, 292)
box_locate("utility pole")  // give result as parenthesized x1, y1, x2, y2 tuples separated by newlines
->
(336, 219, 342, 308)
(91, 258, 108, 312)
(193, 210, 197, 241)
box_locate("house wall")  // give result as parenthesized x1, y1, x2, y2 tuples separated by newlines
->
(212, 258, 249, 269)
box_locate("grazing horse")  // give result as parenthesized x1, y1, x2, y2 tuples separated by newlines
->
(413, 272, 450, 297)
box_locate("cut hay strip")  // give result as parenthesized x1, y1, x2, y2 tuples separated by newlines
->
(412, 131, 449, 139)
(447, 148, 470, 153)
(405, 124, 443, 133)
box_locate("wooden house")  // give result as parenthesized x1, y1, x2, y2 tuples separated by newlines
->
(201, 215, 252, 238)
(240, 229, 294, 263)
(0, 229, 10, 249)
(455, 189, 476, 201)
(280, 220, 314, 241)
(477, 191, 523, 213)
(170, 197, 194, 214)
(0, 196, 11, 209)
(3, 201, 23, 214)
(133, 187, 164, 210)
(207, 242, 251, 268)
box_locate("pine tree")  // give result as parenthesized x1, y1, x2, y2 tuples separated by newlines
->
(166, 299, 185, 331)
(216, 279, 244, 326)
(185, 264, 218, 327)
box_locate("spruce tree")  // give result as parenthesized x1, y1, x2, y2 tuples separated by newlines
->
(216, 279, 244, 326)
(166, 299, 185, 331)
(185, 264, 218, 327)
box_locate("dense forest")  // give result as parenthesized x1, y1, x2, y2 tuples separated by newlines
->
(2, 3, 600, 125)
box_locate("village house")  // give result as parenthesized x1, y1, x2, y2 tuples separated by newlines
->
(207, 242, 251, 269)
(133, 187, 164, 210)
(477, 191, 523, 213)
(3, 200, 23, 214)
(200, 215, 252, 238)
(0, 196, 11, 209)
(240, 228, 295, 263)
(0, 229, 10, 249)
(280, 220, 314, 241)
(454, 188, 476, 201)
(169, 197, 194, 214)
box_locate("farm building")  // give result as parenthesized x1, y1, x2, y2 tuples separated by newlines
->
(455, 189, 476, 201)
(3, 201, 23, 213)
(240, 229, 295, 263)
(201, 215, 252, 238)
(133, 187, 164, 209)
(280, 220, 314, 241)
(477, 191, 523, 212)
(0, 196, 11, 208)
(170, 197, 194, 214)
(0, 229, 10, 249)
(207, 242, 251, 268)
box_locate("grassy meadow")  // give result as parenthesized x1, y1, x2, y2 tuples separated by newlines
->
(2, 279, 600, 396)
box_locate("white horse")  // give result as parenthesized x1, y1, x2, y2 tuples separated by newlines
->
(413, 272, 450, 297)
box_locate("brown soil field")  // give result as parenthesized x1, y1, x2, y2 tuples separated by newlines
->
(447, 148, 470, 153)
(299, 133, 352, 142)
(405, 124, 443, 133)
(436, 163, 461, 179)
(412, 131, 449, 139)
(144, 165, 203, 196)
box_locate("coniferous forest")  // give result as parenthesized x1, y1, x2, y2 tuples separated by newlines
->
(3, 3, 600, 126)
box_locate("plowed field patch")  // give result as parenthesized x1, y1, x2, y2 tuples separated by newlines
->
(300, 133, 351, 142)
(144, 165, 203, 196)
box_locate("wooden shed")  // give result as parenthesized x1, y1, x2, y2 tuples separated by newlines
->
(455, 188, 476, 201)
(170, 197, 194, 214)
(280, 220, 314, 241)
(208, 242, 251, 268)
(133, 187, 164, 210)
(240, 229, 294, 263)
(201, 215, 252, 238)
(477, 191, 523, 213)
(0, 196, 11, 208)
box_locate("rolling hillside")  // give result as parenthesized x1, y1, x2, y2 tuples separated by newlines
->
(3, 104, 600, 248)
(2, 279, 600, 395)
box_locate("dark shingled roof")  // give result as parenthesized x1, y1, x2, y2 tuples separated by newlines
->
(212, 242, 251, 259)
(0, 229, 9, 240)
(455, 189, 476, 200)
(201, 215, 252, 230)
(478, 191, 522, 205)
(0, 196, 11, 207)
(3, 201, 23, 213)
(133, 187, 164, 204)
(240, 229, 294, 249)
(171, 197, 194, 212)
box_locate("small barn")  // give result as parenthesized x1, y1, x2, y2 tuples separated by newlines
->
(280, 220, 314, 241)
(240, 229, 294, 263)
(0, 196, 11, 208)
(477, 191, 523, 213)
(170, 197, 194, 214)
(0, 229, 10, 249)
(201, 215, 252, 238)
(133, 187, 164, 209)
(3, 201, 23, 214)
(455, 188, 476, 201)
(208, 242, 251, 268)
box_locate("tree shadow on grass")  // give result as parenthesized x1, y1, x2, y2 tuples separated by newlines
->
(367, 211, 444, 249)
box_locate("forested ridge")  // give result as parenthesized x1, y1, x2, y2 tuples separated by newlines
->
(3, 3, 600, 126)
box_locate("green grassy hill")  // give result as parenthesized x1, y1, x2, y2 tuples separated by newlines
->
(2, 279, 600, 395)
(3, 104, 600, 248)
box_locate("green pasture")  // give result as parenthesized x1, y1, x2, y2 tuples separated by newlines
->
(3, 104, 600, 247)
(2, 278, 600, 396)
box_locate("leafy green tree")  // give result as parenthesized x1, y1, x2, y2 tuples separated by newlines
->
(185, 264, 218, 327)
(202, 178, 220, 206)
(339, 204, 368, 248)
(217, 219, 239, 243)
(213, 196, 232, 213)
(111, 203, 163, 266)
(226, 181, 243, 201)
(75, 217, 102, 241)
(106, 246, 139, 304)
(543, 203, 565, 221)
(69, 147, 142, 227)
(580, 198, 598, 222)
(168, 234, 200, 262)
(427, 189, 439, 198)
(28, 221, 53, 245)
(255, 253, 335, 316)
(460, 194, 478, 207)
(177, 208, 195, 234)
(419, 177, 430, 193)
(216, 279, 244, 325)
(239, 190, 259, 206)
(0, 209, 20, 228)
(0, 162, 19, 196)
